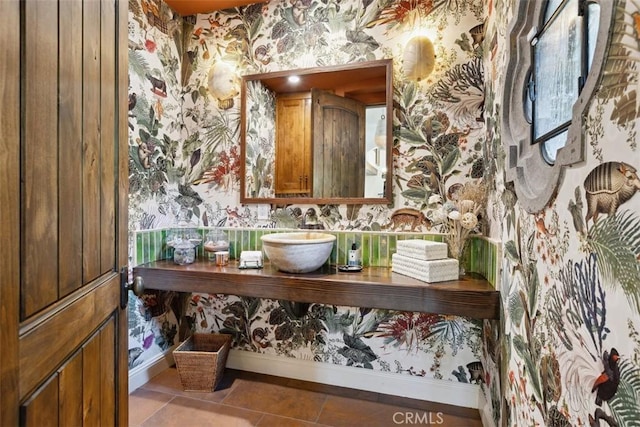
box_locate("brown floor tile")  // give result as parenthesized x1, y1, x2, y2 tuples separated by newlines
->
(381, 394, 481, 419)
(141, 366, 238, 403)
(130, 368, 482, 427)
(257, 414, 331, 427)
(317, 395, 481, 427)
(128, 388, 174, 427)
(140, 395, 263, 427)
(222, 378, 327, 422)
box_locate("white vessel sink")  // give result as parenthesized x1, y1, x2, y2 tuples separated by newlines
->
(260, 232, 336, 273)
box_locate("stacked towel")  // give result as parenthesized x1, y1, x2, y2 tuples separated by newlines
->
(392, 240, 459, 283)
(396, 239, 448, 260)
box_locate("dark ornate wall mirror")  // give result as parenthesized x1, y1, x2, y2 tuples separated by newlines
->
(240, 59, 393, 205)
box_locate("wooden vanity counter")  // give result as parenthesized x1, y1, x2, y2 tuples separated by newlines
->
(133, 260, 500, 319)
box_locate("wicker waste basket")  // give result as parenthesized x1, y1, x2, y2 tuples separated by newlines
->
(173, 333, 232, 392)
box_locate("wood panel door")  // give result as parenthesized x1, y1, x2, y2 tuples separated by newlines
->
(0, 0, 129, 425)
(312, 89, 366, 198)
(275, 93, 313, 195)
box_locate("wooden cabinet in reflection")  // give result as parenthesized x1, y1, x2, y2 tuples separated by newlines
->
(275, 90, 366, 198)
(275, 92, 312, 195)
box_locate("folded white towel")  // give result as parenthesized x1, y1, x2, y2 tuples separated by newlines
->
(396, 239, 448, 261)
(391, 253, 459, 283)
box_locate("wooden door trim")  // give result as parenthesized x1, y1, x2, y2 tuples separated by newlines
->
(0, 0, 21, 424)
(116, 0, 130, 424)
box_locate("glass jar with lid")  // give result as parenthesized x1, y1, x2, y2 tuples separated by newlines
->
(204, 228, 229, 261)
(167, 210, 202, 265)
(172, 240, 196, 265)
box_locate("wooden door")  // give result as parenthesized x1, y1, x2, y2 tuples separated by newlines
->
(0, 0, 129, 425)
(312, 89, 366, 198)
(275, 93, 313, 195)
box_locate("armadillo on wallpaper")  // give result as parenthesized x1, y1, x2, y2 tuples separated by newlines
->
(126, 0, 640, 425)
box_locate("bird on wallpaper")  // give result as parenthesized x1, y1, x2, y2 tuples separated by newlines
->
(592, 348, 620, 406)
(589, 408, 619, 427)
(534, 211, 556, 238)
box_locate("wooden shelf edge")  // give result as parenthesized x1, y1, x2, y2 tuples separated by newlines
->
(133, 260, 500, 319)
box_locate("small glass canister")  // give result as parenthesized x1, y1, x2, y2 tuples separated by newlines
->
(167, 213, 202, 265)
(204, 228, 229, 261)
(172, 240, 196, 265)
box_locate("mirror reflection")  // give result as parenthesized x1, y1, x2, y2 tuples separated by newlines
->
(240, 59, 393, 204)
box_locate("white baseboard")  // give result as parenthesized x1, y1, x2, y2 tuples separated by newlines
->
(226, 349, 480, 409)
(128, 347, 481, 409)
(128, 346, 177, 393)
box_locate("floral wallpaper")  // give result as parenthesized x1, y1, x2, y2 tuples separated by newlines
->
(126, 0, 640, 425)
(126, 0, 490, 396)
(179, 0, 487, 230)
(127, 0, 184, 368)
(244, 79, 276, 199)
(482, 0, 640, 426)
(186, 295, 482, 383)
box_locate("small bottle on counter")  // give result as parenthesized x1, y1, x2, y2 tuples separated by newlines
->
(348, 243, 361, 267)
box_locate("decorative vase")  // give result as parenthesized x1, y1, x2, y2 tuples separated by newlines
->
(446, 236, 468, 277)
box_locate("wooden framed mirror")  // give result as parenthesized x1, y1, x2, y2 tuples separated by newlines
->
(240, 59, 393, 205)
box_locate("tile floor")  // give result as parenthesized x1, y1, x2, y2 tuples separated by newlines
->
(129, 367, 483, 427)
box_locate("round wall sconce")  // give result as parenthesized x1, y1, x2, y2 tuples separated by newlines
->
(403, 35, 435, 81)
(208, 61, 239, 110)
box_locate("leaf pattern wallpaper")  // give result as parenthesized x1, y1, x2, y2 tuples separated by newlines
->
(185, 294, 481, 381)
(127, 0, 487, 385)
(482, 0, 640, 425)
(126, 0, 640, 425)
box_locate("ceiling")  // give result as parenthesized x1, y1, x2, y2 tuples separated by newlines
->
(257, 65, 388, 105)
(163, 0, 266, 15)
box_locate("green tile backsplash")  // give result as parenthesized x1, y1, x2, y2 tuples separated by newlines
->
(132, 228, 501, 287)
(135, 229, 169, 265)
